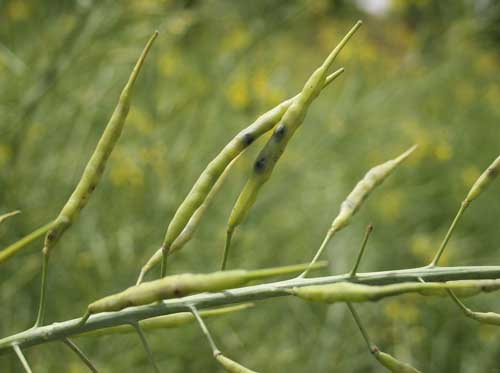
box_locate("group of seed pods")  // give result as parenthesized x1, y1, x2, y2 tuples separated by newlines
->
(2, 17, 499, 372)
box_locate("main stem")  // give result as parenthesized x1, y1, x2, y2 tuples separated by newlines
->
(2, 265, 500, 354)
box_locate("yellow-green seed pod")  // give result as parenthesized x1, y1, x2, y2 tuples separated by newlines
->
(0, 210, 20, 225)
(374, 350, 423, 373)
(222, 22, 362, 269)
(78, 304, 253, 337)
(215, 353, 259, 373)
(88, 262, 326, 314)
(42, 31, 158, 255)
(291, 279, 500, 304)
(330, 145, 417, 233)
(464, 155, 500, 204)
(158, 69, 346, 257)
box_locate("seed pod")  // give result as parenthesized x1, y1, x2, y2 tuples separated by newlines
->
(0, 210, 20, 225)
(88, 261, 326, 315)
(330, 145, 416, 233)
(290, 278, 500, 304)
(222, 21, 362, 269)
(137, 154, 242, 284)
(157, 68, 345, 262)
(464, 155, 500, 204)
(215, 353, 259, 373)
(78, 304, 253, 337)
(302, 146, 416, 276)
(373, 349, 423, 373)
(43, 31, 159, 254)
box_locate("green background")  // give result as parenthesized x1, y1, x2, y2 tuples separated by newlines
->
(0, 0, 499, 371)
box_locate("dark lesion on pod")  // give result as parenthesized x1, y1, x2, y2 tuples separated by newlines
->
(273, 123, 287, 142)
(254, 157, 267, 173)
(241, 132, 254, 147)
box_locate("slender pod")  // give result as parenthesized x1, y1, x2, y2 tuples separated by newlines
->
(447, 289, 500, 326)
(290, 278, 500, 304)
(0, 210, 20, 225)
(86, 262, 326, 317)
(30, 31, 158, 327)
(77, 303, 253, 337)
(155, 68, 346, 276)
(430, 154, 500, 267)
(138, 154, 241, 284)
(302, 145, 416, 276)
(221, 21, 362, 270)
(215, 353, 259, 373)
(373, 349, 423, 373)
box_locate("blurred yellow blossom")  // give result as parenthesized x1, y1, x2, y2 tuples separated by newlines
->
(455, 82, 476, 105)
(479, 324, 497, 343)
(433, 142, 453, 162)
(461, 166, 480, 188)
(129, 107, 154, 135)
(226, 75, 250, 109)
(0, 144, 12, 167)
(110, 150, 144, 188)
(376, 189, 404, 222)
(220, 27, 250, 54)
(383, 299, 421, 323)
(7, 0, 30, 21)
(159, 52, 180, 78)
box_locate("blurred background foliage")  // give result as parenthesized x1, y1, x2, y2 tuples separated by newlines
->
(0, 0, 499, 372)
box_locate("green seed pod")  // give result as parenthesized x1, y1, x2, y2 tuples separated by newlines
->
(88, 262, 326, 315)
(464, 155, 500, 204)
(42, 31, 158, 254)
(137, 154, 242, 284)
(158, 68, 345, 258)
(222, 22, 362, 269)
(78, 304, 253, 337)
(291, 279, 500, 304)
(215, 353, 259, 373)
(373, 349, 423, 373)
(0, 210, 20, 225)
(330, 145, 416, 233)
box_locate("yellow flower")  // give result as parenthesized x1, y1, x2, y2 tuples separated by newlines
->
(376, 189, 404, 222)
(7, 0, 30, 21)
(0, 144, 12, 167)
(383, 299, 420, 323)
(461, 166, 480, 188)
(433, 142, 452, 162)
(226, 75, 250, 109)
(158, 53, 179, 78)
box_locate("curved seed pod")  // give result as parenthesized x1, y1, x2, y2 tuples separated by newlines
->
(302, 146, 416, 276)
(215, 353, 259, 373)
(330, 145, 416, 233)
(157, 68, 346, 268)
(137, 154, 242, 284)
(0, 210, 21, 225)
(44, 31, 159, 254)
(290, 278, 500, 304)
(447, 289, 500, 326)
(464, 155, 500, 204)
(87, 262, 326, 315)
(430, 154, 500, 267)
(30, 32, 158, 327)
(78, 304, 253, 337)
(222, 21, 362, 270)
(373, 349, 423, 373)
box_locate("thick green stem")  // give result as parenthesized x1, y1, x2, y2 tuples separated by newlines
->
(2, 265, 500, 354)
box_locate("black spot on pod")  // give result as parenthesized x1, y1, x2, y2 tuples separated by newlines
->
(273, 123, 286, 141)
(242, 132, 254, 146)
(254, 157, 266, 173)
